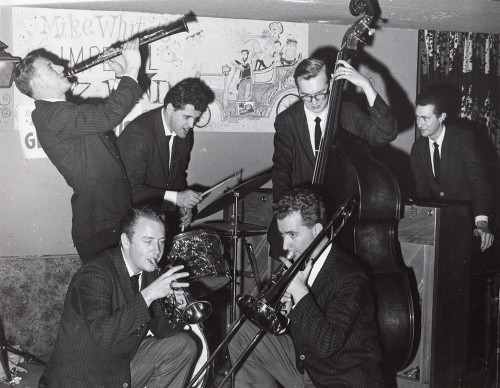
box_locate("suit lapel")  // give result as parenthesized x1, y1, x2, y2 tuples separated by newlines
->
(168, 136, 181, 186)
(421, 140, 434, 181)
(297, 104, 316, 165)
(439, 130, 451, 187)
(420, 138, 443, 193)
(310, 245, 335, 295)
(153, 110, 171, 178)
(113, 248, 135, 299)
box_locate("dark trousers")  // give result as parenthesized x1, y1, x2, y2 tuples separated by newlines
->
(75, 227, 120, 263)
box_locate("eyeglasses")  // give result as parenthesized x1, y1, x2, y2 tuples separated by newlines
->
(298, 90, 329, 103)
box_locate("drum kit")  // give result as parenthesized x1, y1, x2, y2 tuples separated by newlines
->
(162, 170, 272, 387)
(163, 170, 272, 319)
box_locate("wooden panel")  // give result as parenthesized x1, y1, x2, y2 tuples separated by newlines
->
(240, 189, 274, 226)
(397, 203, 471, 388)
(398, 204, 437, 245)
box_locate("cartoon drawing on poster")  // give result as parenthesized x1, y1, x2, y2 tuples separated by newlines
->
(12, 7, 308, 159)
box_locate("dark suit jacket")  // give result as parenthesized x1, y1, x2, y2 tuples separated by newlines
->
(272, 95, 397, 202)
(32, 77, 143, 245)
(117, 107, 192, 209)
(410, 125, 493, 219)
(289, 244, 383, 387)
(41, 248, 183, 388)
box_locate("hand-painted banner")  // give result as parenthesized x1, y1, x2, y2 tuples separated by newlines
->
(12, 7, 308, 159)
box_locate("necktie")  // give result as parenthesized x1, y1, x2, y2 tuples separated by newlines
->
(433, 142, 441, 184)
(314, 117, 322, 155)
(166, 135, 172, 167)
(130, 274, 140, 294)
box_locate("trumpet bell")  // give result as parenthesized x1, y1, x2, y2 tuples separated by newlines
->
(237, 294, 287, 334)
(183, 300, 212, 325)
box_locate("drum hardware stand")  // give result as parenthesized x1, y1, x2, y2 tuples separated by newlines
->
(242, 240, 263, 293)
(222, 189, 264, 388)
(229, 190, 240, 324)
(0, 317, 46, 385)
(484, 275, 500, 388)
(224, 190, 263, 324)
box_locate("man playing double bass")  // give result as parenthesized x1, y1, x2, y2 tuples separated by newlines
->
(270, 57, 397, 259)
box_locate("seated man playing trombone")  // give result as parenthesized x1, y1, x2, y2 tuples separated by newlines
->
(229, 189, 383, 387)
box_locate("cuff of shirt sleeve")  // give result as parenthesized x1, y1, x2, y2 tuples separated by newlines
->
(122, 73, 138, 83)
(475, 215, 488, 226)
(163, 191, 177, 206)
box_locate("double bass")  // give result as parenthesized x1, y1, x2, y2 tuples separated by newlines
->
(314, 0, 417, 371)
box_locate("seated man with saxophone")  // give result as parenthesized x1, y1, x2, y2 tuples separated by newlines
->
(38, 206, 197, 388)
(14, 39, 143, 262)
(229, 189, 383, 388)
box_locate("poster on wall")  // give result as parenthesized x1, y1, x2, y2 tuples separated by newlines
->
(12, 7, 308, 159)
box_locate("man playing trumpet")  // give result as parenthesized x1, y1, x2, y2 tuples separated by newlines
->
(229, 189, 383, 387)
(14, 39, 143, 262)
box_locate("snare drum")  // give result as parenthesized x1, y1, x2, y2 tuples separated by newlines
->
(166, 229, 230, 295)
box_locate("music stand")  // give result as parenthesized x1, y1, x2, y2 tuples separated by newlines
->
(194, 171, 271, 323)
(194, 171, 271, 388)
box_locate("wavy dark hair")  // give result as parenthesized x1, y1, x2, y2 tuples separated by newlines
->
(415, 89, 449, 117)
(273, 189, 326, 228)
(163, 77, 215, 113)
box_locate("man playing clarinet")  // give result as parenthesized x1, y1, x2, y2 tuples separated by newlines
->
(14, 39, 143, 262)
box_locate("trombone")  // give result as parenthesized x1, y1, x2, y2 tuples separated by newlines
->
(186, 197, 357, 388)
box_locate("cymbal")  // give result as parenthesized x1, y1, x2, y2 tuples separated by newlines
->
(195, 170, 272, 221)
(199, 221, 267, 236)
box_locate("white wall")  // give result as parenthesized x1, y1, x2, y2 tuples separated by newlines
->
(0, 7, 418, 256)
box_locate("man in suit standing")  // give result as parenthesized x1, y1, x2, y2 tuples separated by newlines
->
(118, 78, 215, 233)
(39, 206, 197, 388)
(14, 40, 143, 262)
(229, 189, 383, 388)
(410, 89, 494, 251)
(269, 57, 397, 258)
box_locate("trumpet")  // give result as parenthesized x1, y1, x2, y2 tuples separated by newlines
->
(66, 12, 194, 76)
(148, 259, 212, 325)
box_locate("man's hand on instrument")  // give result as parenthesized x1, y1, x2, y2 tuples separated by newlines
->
(474, 221, 494, 251)
(177, 190, 203, 209)
(334, 59, 377, 106)
(280, 292, 293, 315)
(106, 38, 141, 79)
(141, 265, 189, 307)
(280, 255, 311, 305)
(179, 207, 193, 227)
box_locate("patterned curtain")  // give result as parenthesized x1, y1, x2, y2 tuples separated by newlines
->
(418, 30, 500, 156)
(418, 30, 500, 233)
